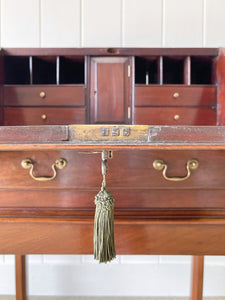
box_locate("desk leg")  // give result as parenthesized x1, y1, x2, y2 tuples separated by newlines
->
(191, 255, 204, 300)
(15, 255, 27, 300)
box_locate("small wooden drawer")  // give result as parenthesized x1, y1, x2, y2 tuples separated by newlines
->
(135, 107, 217, 125)
(4, 85, 85, 107)
(4, 107, 86, 125)
(135, 85, 217, 107)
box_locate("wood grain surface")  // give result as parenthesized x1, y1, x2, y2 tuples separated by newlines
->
(0, 218, 224, 255)
(4, 85, 85, 107)
(135, 86, 217, 107)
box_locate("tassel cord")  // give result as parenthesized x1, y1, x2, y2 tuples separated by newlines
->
(101, 174, 106, 191)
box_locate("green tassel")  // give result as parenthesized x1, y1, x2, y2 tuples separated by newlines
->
(94, 179, 116, 263)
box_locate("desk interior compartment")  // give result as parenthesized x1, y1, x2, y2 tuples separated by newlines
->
(59, 56, 85, 84)
(32, 56, 57, 85)
(4, 56, 30, 85)
(135, 56, 159, 84)
(191, 56, 216, 84)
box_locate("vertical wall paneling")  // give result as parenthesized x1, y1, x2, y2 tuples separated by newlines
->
(1, 0, 40, 47)
(43, 255, 81, 264)
(161, 0, 165, 46)
(121, 0, 124, 46)
(0, 255, 4, 264)
(2, 0, 225, 48)
(41, 0, 80, 47)
(205, 0, 225, 46)
(202, 0, 206, 47)
(80, 0, 84, 46)
(27, 255, 43, 264)
(159, 255, 191, 264)
(83, 0, 121, 47)
(121, 255, 159, 264)
(164, 0, 203, 47)
(0, 0, 1, 47)
(123, 0, 162, 47)
(4, 255, 15, 264)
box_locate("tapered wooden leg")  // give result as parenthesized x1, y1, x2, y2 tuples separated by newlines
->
(191, 255, 204, 300)
(15, 255, 27, 300)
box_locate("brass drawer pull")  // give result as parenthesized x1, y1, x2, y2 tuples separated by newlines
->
(41, 114, 47, 120)
(21, 158, 67, 181)
(173, 92, 179, 98)
(153, 159, 199, 181)
(40, 91, 46, 98)
(174, 114, 180, 121)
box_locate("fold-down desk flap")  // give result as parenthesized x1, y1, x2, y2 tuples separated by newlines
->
(0, 126, 68, 142)
(0, 125, 225, 150)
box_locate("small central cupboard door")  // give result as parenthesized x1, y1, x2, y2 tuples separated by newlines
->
(90, 57, 132, 124)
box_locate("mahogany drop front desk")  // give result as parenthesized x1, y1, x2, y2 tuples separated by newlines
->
(1, 47, 225, 300)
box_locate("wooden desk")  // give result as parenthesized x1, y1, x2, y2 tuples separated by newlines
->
(0, 124, 225, 300)
(1, 46, 225, 300)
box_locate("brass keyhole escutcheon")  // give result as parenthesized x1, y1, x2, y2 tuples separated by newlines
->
(21, 158, 67, 181)
(153, 159, 199, 181)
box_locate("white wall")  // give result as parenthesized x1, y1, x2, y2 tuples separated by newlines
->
(0, 0, 225, 297)
(1, 0, 225, 48)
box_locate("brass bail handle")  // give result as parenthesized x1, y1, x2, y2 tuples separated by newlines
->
(21, 158, 67, 181)
(153, 159, 199, 182)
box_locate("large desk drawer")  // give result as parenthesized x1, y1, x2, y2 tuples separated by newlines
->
(0, 142, 224, 214)
(0, 150, 224, 189)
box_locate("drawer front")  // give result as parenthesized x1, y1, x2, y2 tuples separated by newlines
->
(1, 217, 225, 255)
(4, 85, 85, 106)
(135, 107, 216, 125)
(0, 149, 224, 189)
(135, 86, 217, 107)
(0, 150, 225, 214)
(4, 107, 86, 125)
(1, 190, 225, 212)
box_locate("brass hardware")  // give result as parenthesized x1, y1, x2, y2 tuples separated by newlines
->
(108, 150, 113, 159)
(101, 126, 131, 137)
(21, 158, 67, 181)
(153, 159, 199, 182)
(173, 92, 179, 99)
(78, 150, 113, 159)
(107, 48, 118, 54)
(41, 114, 47, 120)
(128, 106, 131, 119)
(101, 150, 108, 176)
(174, 114, 180, 121)
(69, 124, 149, 142)
(40, 91, 46, 98)
(128, 65, 131, 77)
